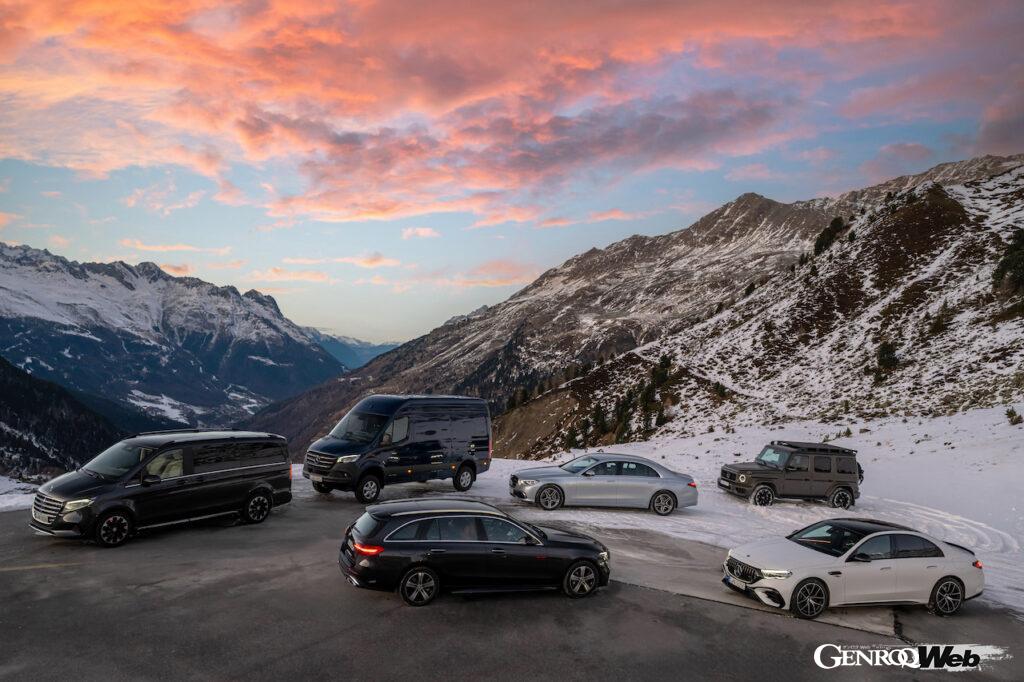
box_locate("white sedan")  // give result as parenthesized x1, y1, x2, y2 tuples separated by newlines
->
(723, 518, 984, 619)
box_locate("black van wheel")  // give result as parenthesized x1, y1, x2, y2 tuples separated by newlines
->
(829, 488, 853, 509)
(355, 475, 382, 503)
(750, 484, 775, 506)
(94, 510, 133, 548)
(242, 491, 272, 524)
(400, 566, 439, 606)
(312, 481, 333, 495)
(453, 465, 474, 491)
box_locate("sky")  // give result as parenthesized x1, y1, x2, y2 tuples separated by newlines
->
(0, 1, 1021, 342)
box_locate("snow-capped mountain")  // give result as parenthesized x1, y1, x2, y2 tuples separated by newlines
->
(246, 154, 1024, 456)
(0, 246, 344, 426)
(0, 355, 122, 478)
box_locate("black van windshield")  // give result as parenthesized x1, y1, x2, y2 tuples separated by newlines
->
(329, 411, 390, 444)
(82, 443, 154, 479)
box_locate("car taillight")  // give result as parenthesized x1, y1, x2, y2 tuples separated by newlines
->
(688, 481, 697, 488)
(354, 542, 384, 556)
(973, 560, 983, 569)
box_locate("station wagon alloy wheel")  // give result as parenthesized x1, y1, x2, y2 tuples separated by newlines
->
(97, 512, 131, 547)
(400, 568, 438, 606)
(932, 579, 964, 615)
(792, 580, 828, 619)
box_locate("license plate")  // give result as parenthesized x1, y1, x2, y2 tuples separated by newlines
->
(718, 478, 730, 488)
(311, 474, 323, 483)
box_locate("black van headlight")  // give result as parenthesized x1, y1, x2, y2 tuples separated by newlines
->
(336, 455, 359, 464)
(63, 498, 94, 512)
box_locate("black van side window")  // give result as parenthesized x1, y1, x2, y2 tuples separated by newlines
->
(412, 413, 449, 438)
(194, 442, 284, 474)
(385, 416, 409, 444)
(145, 449, 183, 479)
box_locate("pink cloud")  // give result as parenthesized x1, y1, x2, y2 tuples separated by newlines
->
(401, 227, 440, 239)
(246, 267, 333, 283)
(206, 259, 246, 270)
(282, 253, 401, 268)
(119, 238, 231, 256)
(47, 234, 70, 249)
(159, 263, 193, 276)
(0, 211, 18, 228)
(860, 142, 933, 182)
(725, 163, 778, 181)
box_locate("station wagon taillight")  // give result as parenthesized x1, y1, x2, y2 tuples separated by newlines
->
(688, 481, 697, 488)
(354, 542, 384, 556)
(973, 560, 983, 569)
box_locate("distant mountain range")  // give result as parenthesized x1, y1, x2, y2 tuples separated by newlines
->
(0, 246, 353, 434)
(245, 154, 1024, 458)
(302, 328, 399, 369)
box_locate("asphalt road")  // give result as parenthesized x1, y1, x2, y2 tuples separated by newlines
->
(1, 485, 1020, 681)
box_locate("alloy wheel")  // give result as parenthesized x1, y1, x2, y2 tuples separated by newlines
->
(459, 470, 472, 488)
(361, 479, 379, 501)
(248, 495, 270, 521)
(568, 564, 596, 595)
(99, 514, 129, 545)
(653, 493, 675, 515)
(833, 490, 852, 509)
(538, 487, 561, 510)
(935, 580, 963, 614)
(753, 487, 773, 506)
(795, 582, 826, 618)
(403, 571, 436, 605)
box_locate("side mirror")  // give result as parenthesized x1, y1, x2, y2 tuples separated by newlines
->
(849, 552, 872, 563)
(582, 470, 596, 477)
(521, 535, 540, 546)
(141, 473, 161, 487)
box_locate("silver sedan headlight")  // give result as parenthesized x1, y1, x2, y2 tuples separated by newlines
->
(517, 479, 539, 486)
(760, 569, 792, 579)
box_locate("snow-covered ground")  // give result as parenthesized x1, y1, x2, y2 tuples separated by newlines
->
(0, 475, 36, 511)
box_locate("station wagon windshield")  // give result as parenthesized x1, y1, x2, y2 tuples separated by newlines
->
(755, 447, 786, 468)
(787, 521, 867, 557)
(560, 456, 598, 474)
(82, 443, 154, 479)
(329, 411, 391, 444)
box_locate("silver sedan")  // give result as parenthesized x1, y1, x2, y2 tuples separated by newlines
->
(509, 453, 698, 515)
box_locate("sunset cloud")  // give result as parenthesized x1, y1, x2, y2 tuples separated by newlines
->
(282, 253, 401, 268)
(47, 234, 70, 249)
(246, 267, 333, 283)
(206, 259, 246, 270)
(0, 212, 18, 229)
(401, 227, 440, 240)
(159, 263, 193, 277)
(860, 143, 933, 182)
(725, 163, 779, 181)
(119, 238, 231, 256)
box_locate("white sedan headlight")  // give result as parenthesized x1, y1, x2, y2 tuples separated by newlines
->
(336, 455, 359, 463)
(63, 498, 93, 512)
(517, 479, 539, 486)
(760, 569, 792, 579)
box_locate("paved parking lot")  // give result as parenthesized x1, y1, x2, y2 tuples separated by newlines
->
(1, 484, 1020, 680)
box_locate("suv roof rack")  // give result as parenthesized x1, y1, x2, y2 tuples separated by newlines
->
(771, 440, 857, 455)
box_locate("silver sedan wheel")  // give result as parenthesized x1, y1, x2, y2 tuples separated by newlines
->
(652, 492, 675, 515)
(537, 486, 562, 510)
(934, 580, 963, 615)
(567, 564, 597, 595)
(794, 581, 827, 618)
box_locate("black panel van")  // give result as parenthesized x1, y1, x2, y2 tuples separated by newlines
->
(29, 430, 291, 547)
(303, 395, 492, 503)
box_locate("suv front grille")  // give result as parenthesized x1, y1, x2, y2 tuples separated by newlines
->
(720, 468, 737, 482)
(305, 451, 336, 474)
(726, 556, 762, 583)
(32, 493, 64, 525)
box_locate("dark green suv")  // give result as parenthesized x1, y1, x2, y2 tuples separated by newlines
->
(718, 441, 863, 508)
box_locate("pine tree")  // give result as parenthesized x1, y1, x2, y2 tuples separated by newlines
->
(743, 281, 756, 297)
(563, 425, 578, 451)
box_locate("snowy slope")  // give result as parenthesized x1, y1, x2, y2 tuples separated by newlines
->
(250, 154, 1023, 456)
(0, 245, 344, 426)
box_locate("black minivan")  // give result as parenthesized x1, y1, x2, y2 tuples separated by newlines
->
(304, 394, 491, 503)
(29, 429, 292, 547)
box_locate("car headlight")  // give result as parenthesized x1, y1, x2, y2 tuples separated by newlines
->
(518, 479, 538, 486)
(738, 474, 747, 483)
(336, 455, 359, 464)
(63, 498, 93, 512)
(760, 569, 792, 579)
(598, 551, 610, 562)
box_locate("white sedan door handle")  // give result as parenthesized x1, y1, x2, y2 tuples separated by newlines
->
(879, 566, 892, 571)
